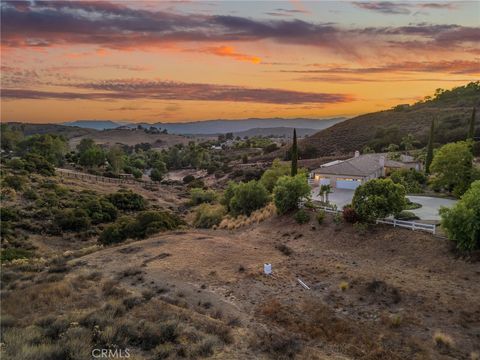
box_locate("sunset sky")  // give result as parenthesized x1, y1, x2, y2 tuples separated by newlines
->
(1, 0, 479, 123)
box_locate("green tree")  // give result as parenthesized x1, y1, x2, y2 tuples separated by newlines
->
(430, 141, 473, 197)
(221, 181, 238, 212)
(260, 159, 290, 192)
(390, 168, 426, 193)
(77, 138, 96, 154)
(79, 146, 106, 168)
(106, 145, 125, 174)
(273, 174, 310, 215)
(467, 107, 476, 140)
(362, 145, 374, 154)
(440, 180, 480, 251)
(352, 179, 406, 222)
(291, 129, 298, 176)
(401, 133, 416, 152)
(229, 180, 269, 216)
(150, 161, 167, 181)
(0, 124, 23, 151)
(17, 134, 67, 166)
(425, 119, 435, 174)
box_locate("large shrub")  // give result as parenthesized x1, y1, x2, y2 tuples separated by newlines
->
(2, 175, 27, 191)
(229, 180, 269, 216)
(190, 188, 217, 206)
(260, 159, 290, 192)
(273, 174, 310, 215)
(83, 199, 118, 224)
(440, 180, 480, 251)
(23, 153, 55, 176)
(294, 209, 310, 224)
(390, 168, 426, 194)
(105, 190, 146, 211)
(99, 211, 182, 245)
(55, 209, 91, 231)
(352, 179, 406, 222)
(430, 141, 474, 197)
(193, 204, 226, 228)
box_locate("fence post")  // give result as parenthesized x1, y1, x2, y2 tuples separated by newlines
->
(432, 225, 436, 235)
(393, 219, 396, 227)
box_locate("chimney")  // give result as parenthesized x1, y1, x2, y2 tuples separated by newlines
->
(354, 150, 360, 158)
(379, 155, 385, 176)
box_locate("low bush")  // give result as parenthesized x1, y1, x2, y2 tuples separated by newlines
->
(1, 206, 20, 221)
(23, 189, 38, 200)
(1, 248, 32, 262)
(405, 199, 422, 210)
(190, 188, 217, 206)
(316, 210, 326, 224)
(194, 204, 226, 228)
(2, 175, 27, 191)
(105, 190, 146, 211)
(99, 211, 182, 245)
(333, 213, 343, 225)
(183, 175, 195, 184)
(294, 209, 310, 224)
(395, 210, 419, 220)
(342, 206, 359, 223)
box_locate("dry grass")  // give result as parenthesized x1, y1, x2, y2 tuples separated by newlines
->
(339, 281, 349, 291)
(218, 203, 276, 230)
(433, 331, 454, 349)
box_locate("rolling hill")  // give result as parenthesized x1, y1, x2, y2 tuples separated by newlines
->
(63, 117, 345, 134)
(298, 82, 480, 157)
(231, 127, 317, 138)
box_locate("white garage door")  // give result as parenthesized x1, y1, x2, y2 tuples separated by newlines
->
(319, 178, 330, 186)
(336, 179, 361, 190)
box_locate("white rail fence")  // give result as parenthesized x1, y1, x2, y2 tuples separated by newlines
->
(310, 203, 436, 234)
(376, 218, 436, 234)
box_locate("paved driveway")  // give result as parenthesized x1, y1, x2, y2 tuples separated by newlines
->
(406, 195, 457, 221)
(312, 188, 354, 208)
(311, 188, 457, 221)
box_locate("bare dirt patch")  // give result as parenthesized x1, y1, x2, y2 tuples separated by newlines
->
(74, 214, 480, 359)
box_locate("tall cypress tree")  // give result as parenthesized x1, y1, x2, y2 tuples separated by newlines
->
(291, 128, 298, 176)
(467, 107, 476, 140)
(425, 119, 435, 174)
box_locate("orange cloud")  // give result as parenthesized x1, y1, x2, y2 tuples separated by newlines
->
(198, 46, 261, 64)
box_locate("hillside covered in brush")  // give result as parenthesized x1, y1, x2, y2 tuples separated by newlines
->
(298, 82, 480, 157)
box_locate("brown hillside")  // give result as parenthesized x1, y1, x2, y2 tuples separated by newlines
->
(297, 82, 480, 157)
(300, 106, 475, 156)
(68, 128, 192, 149)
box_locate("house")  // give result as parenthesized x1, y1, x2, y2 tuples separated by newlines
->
(310, 151, 421, 190)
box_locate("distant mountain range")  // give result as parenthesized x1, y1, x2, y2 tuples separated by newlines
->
(232, 127, 317, 138)
(63, 117, 346, 134)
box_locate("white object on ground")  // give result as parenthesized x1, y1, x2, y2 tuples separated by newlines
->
(297, 278, 310, 290)
(264, 263, 272, 275)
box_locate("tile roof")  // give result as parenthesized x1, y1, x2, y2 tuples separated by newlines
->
(313, 154, 383, 177)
